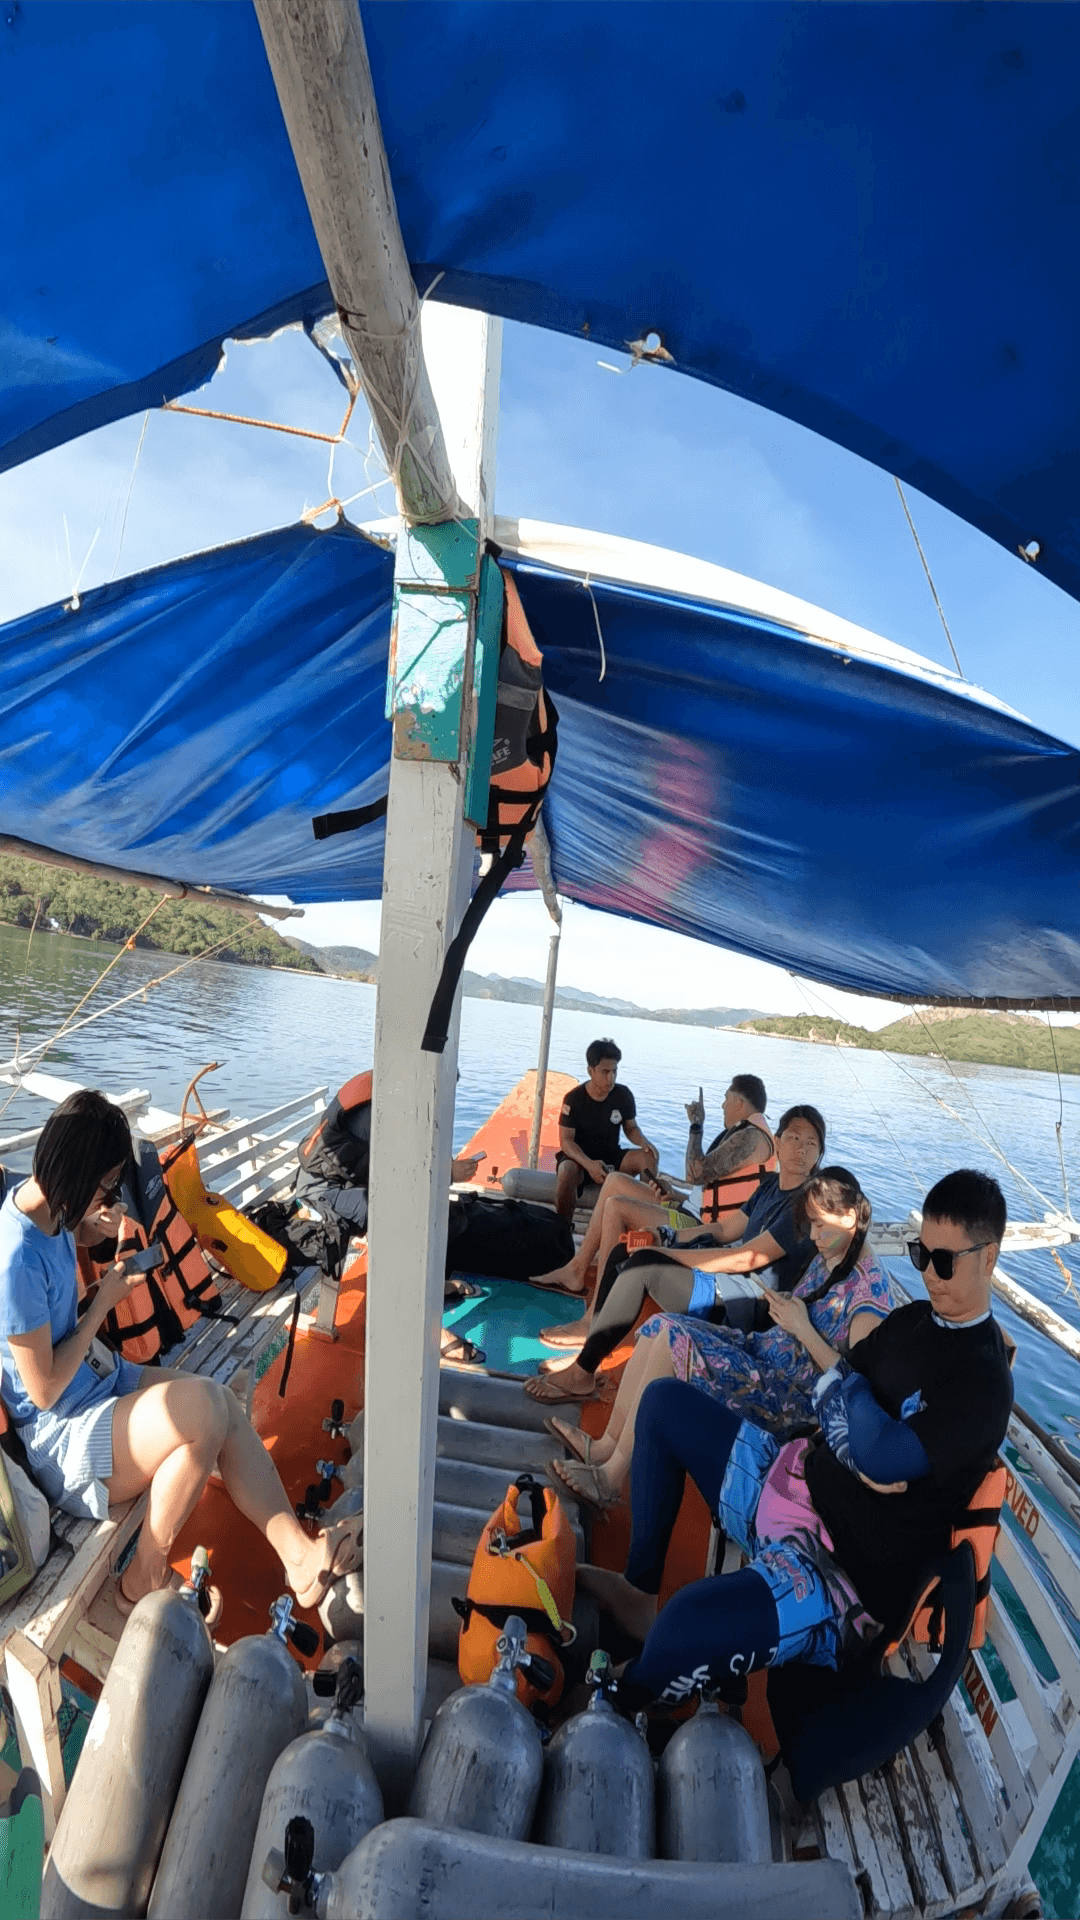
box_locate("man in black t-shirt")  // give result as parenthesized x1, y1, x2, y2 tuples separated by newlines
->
(553, 1038, 658, 1219)
(577, 1168, 1014, 1703)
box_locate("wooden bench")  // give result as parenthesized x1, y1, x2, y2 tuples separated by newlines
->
(0, 1085, 338, 1835)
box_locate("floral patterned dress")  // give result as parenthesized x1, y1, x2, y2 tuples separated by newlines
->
(638, 1248, 896, 1433)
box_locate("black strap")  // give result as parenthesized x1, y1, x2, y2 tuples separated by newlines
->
(421, 809, 535, 1054)
(451, 1595, 562, 1646)
(278, 1289, 303, 1400)
(511, 1473, 548, 1548)
(961, 1505, 1003, 1529)
(311, 793, 389, 842)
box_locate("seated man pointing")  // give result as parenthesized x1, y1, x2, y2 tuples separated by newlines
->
(579, 1169, 1013, 1705)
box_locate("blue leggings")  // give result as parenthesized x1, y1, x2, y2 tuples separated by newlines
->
(620, 1379, 838, 1705)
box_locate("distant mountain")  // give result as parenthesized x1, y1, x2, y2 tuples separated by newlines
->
(741, 1009, 1080, 1076)
(283, 943, 762, 1030)
(283, 936, 377, 979)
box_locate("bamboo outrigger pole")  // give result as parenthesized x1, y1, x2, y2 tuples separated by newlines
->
(254, 0, 501, 1796)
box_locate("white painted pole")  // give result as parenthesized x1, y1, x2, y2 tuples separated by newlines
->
(253, 0, 458, 523)
(362, 305, 501, 1799)
(529, 929, 561, 1170)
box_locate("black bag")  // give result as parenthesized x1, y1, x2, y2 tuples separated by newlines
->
(445, 1192, 574, 1282)
(246, 1198, 351, 1283)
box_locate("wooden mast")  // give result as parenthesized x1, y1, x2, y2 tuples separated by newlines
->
(253, 0, 501, 1791)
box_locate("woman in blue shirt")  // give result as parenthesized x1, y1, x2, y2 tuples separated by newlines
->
(0, 1090, 360, 1614)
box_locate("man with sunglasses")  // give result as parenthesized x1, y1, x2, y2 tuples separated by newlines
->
(577, 1168, 1013, 1705)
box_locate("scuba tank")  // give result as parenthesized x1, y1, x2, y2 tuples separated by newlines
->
(408, 1616, 546, 1840)
(657, 1696, 772, 1863)
(41, 1551, 216, 1920)
(536, 1650, 656, 1859)
(148, 1595, 313, 1920)
(241, 1659, 383, 1918)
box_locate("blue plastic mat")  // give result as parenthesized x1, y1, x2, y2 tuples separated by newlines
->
(443, 1277, 586, 1376)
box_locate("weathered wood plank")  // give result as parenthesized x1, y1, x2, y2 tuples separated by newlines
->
(997, 1525, 1080, 1718)
(836, 1777, 895, 1917)
(985, 1590, 1065, 1766)
(815, 1787, 860, 1879)
(905, 1643, 1011, 1872)
(884, 1745, 953, 1916)
(857, 1771, 918, 1920)
(29, 1496, 147, 1660)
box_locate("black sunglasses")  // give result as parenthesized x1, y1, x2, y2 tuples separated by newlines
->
(907, 1238, 991, 1282)
(94, 1182, 124, 1208)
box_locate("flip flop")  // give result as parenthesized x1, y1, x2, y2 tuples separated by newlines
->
(292, 1512, 364, 1612)
(549, 1456, 620, 1515)
(540, 1322, 587, 1349)
(527, 1273, 589, 1298)
(523, 1372, 597, 1405)
(543, 1417, 593, 1466)
(440, 1332, 486, 1365)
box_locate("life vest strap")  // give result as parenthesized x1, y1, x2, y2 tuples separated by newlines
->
(451, 1595, 564, 1647)
(310, 792, 388, 842)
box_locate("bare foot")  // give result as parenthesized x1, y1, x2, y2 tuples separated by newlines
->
(523, 1362, 597, 1403)
(540, 1319, 587, 1348)
(289, 1514, 364, 1611)
(577, 1564, 657, 1642)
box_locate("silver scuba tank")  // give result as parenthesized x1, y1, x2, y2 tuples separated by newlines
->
(657, 1696, 772, 1862)
(41, 1548, 217, 1920)
(535, 1650, 656, 1858)
(241, 1657, 384, 1918)
(147, 1594, 312, 1920)
(407, 1616, 545, 1840)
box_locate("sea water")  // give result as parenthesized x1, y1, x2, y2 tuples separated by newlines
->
(2, 922, 1079, 1907)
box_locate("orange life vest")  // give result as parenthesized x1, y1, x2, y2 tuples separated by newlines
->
(453, 1474, 577, 1708)
(77, 1142, 225, 1364)
(162, 1136, 287, 1294)
(479, 571, 558, 859)
(888, 1458, 1006, 1655)
(699, 1113, 777, 1222)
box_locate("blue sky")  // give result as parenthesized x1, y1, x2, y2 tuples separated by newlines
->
(2, 316, 1077, 1024)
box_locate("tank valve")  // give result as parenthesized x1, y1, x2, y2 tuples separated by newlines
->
(269, 1594, 322, 1660)
(315, 1461, 342, 1503)
(262, 1815, 322, 1916)
(296, 1484, 324, 1525)
(322, 1398, 347, 1440)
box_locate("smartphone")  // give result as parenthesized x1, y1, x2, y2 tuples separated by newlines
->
(472, 1150, 487, 1162)
(124, 1244, 166, 1274)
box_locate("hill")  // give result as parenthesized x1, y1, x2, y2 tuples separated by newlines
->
(741, 1009, 1080, 1076)
(284, 936, 377, 980)
(0, 857, 320, 972)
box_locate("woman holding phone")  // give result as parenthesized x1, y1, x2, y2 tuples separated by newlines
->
(547, 1166, 894, 1511)
(0, 1090, 362, 1613)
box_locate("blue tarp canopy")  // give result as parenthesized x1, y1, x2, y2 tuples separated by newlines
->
(3, 521, 1079, 1007)
(3, 3, 1080, 604)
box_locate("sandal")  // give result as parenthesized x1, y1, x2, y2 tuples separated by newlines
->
(292, 1513, 364, 1612)
(543, 1417, 593, 1466)
(523, 1371, 597, 1405)
(440, 1332, 486, 1366)
(527, 1272, 589, 1298)
(549, 1456, 620, 1515)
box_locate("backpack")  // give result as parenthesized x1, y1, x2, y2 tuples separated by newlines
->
(0, 1451, 38, 1606)
(452, 1475, 577, 1708)
(444, 1192, 574, 1283)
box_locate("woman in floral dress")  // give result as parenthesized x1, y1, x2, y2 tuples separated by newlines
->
(548, 1166, 895, 1511)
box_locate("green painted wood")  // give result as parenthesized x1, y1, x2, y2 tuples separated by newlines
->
(464, 553, 504, 828)
(387, 520, 482, 763)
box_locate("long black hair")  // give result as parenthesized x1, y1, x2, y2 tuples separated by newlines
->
(794, 1165, 872, 1301)
(32, 1090, 132, 1231)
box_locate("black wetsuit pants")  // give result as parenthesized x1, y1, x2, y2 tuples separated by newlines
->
(577, 1248, 698, 1374)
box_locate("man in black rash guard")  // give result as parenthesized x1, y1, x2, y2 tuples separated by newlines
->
(577, 1169, 1014, 1705)
(552, 1038, 658, 1220)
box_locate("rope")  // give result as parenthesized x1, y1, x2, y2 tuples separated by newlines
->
(787, 976, 927, 1196)
(902, 1004, 1060, 1215)
(4, 921, 237, 1080)
(1046, 1013, 1073, 1218)
(582, 577, 607, 682)
(111, 411, 150, 580)
(893, 478, 965, 677)
(162, 391, 357, 448)
(0, 900, 46, 1123)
